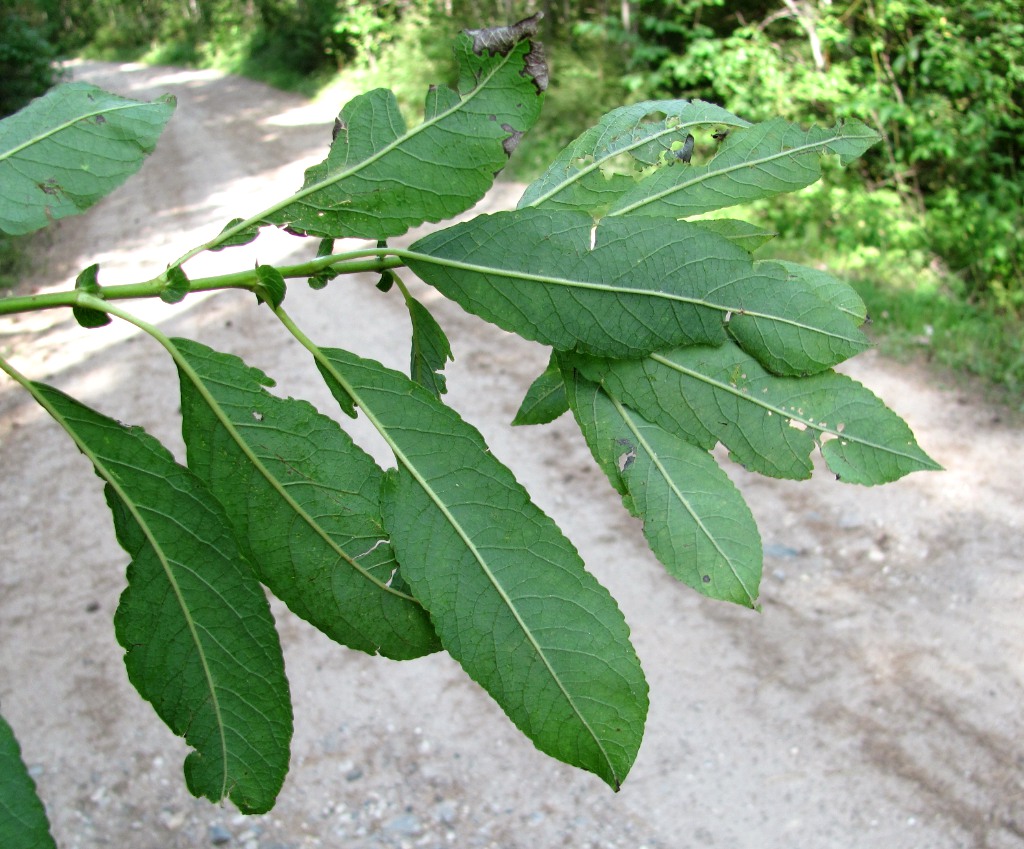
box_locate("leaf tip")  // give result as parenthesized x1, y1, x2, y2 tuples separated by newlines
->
(464, 14, 548, 94)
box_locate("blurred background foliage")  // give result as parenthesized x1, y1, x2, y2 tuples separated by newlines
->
(2, 0, 1022, 403)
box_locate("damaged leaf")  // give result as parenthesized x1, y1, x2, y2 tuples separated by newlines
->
(608, 117, 880, 219)
(568, 342, 941, 484)
(564, 369, 761, 607)
(265, 17, 546, 241)
(0, 83, 174, 235)
(406, 208, 867, 371)
(519, 100, 748, 216)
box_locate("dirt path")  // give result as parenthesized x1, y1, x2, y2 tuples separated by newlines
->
(1, 63, 1022, 849)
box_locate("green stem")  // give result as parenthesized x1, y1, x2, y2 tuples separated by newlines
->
(171, 44, 515, 266)
(0, 250, 402, 318)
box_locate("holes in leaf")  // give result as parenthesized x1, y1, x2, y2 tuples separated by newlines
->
(615, 438, 637, 472)
(252, 410, 264, 422)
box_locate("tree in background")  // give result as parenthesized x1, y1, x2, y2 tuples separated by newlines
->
(0, 1, 61, 117)
(13, 0, 1024, 315)
(574, 0, 1024, 311)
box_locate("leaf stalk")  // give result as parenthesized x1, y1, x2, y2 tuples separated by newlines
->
(0, 250, 403, 317)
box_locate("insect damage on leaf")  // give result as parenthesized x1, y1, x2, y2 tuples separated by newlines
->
(674, 134, 695, 163)
(465, 14, 549, 94)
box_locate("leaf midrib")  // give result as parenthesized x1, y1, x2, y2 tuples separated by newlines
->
(172, 342, 417, 602)
(524, 111, 748, 209)
(610, 394, 757, 604)
(29, 387, 230, 800)
(256, 40, 522, 225)
(319, 353, 621, 786)
(398, 247, 864, 346)
(0, 96, 159, 164)
(608, 127, 871, 217)
(649, 352, 936, 466)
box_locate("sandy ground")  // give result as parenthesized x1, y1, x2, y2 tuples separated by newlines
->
(1, 62, 1023, 849)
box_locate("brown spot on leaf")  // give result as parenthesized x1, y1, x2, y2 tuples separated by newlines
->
(500, 123, 525, 157)
(522, 40, 548, 93)
(37, 177, 61, 196)
(95, 115, 106, 125)
(466, 13, 541, 55)
(465, 13, 548, 94)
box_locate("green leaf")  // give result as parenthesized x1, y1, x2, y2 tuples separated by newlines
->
(173, 339, 438, 660)
(31, 382, 292, 814)
(403, 292, 453, 397)
(264, 17, 546, 241)
(254, 264, 286, 308)
(315, 348, 648, 790)
(773, 260, 867, 326)
(608, 118, 881, 219)
(568, 342, 941, 484)
(0, 82, 175, 235)
(308, 237, 338, 290)
(513, 354, 568, 425)
(690, 218, 776, 252)
(160, 265, 190, 305)
(564, 369, 761, 607)
(72, 262, 110, 328)
(0, 713, 56, 849)
(518, 100, 749, 215)
(210, 217, 261, 251)
(406, 208, 867, 370)
(725, 260, 869, 375)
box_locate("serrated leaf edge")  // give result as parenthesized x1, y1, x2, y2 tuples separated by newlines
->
(264, 44, 530, 227)
(0, 87, 172, 164)
(648, 350, 940, 472)
(609, 122, 877, 218)
(26, 381, 231, 800)
(315, 349, 622, 786)
(607, 391, 758, 605)
(400, 244, 867, 350)
(170, 338, 418, 603)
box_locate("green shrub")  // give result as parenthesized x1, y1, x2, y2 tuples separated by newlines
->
(0, 11, 61, 117)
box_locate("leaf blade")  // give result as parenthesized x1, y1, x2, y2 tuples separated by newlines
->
(317, 348, 648, 789)
(608, 117, 880, 219)
(564, 370, 761, 606)
(265, 18, 546, 240)
(403, 293, 453, 398)
(513, 353, 569, 425)
(173, 338, 439, 660)
(519, 99, 750, 215)
(0, 713, 56, 849)
(569, 343, 941, 484)
(407, 208, 867, 370)
(773, 260, 868, 326)
(0, 82, 175, 235)
(32, 382, 292, 814)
